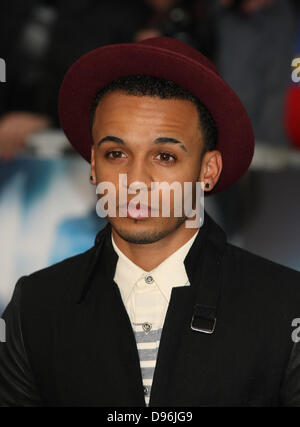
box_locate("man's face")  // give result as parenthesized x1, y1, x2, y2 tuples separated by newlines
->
(91, 91, 219, 244)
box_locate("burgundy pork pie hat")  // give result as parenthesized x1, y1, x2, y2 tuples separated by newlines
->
(58, 37, 254, 195)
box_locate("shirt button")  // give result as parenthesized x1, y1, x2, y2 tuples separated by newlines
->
(142, 322, 152, 333)
(144, 386, 149, 396)
(145, 275, 154, 284)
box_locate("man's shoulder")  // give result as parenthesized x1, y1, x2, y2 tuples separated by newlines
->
(225, 242, 300, 293)
(19, 246, 97, 303)
(220, 244, 300, 339)
(227, 242, 300, 274)
(29, 246, 96, 279)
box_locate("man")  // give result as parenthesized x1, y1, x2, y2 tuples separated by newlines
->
(0, 37, 300, 407)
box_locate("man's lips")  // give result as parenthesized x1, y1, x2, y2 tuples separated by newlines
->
(118, 203, 158, 219)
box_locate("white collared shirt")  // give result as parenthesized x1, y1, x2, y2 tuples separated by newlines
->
(111, 229, 199, 406)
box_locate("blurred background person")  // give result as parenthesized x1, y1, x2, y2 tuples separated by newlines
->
(204, 0, 300, 244)
(216, 0, 298, 147)
(0, 0, 58, 160)
(0, 0, 151, 160)
(135, 0, 216, 59)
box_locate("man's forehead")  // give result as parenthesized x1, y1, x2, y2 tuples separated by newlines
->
(91, 94, 203, 152)
(93, 91, 199, 123)
(91, 92, 202, 148)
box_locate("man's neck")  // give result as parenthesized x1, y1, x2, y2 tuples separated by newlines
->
(111, 222, 199, 271)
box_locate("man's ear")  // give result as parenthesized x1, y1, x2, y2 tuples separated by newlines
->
(199, 150, 223, 192)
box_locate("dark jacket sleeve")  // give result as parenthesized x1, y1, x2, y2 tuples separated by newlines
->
(280, 340, 300, 406)
(0, 277, 43, 407)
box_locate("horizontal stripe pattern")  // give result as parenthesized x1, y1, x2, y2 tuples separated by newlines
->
(141, 366, 155, 379)
(133, 328, 162, 343)
(136, 348, 158, 361)
(133, 323, 162, 407)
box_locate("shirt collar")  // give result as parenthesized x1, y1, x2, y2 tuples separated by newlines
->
(112, 229, 199, 303)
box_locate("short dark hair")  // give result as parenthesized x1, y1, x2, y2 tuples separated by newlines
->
(90, 75, 218, 152)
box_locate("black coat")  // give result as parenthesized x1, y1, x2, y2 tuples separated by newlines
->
(1, 213, 300, 407)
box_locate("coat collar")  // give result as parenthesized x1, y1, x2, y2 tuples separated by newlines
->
(76, 211, 227, 304)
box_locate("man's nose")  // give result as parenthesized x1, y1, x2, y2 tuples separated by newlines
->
(123, 158, 152, 191)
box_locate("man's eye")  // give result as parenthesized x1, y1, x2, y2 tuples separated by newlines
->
(156, 152, 177, 163)
(105, 151, 126, 159)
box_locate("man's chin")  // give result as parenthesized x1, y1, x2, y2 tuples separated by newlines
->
(109, 217, 186, 244)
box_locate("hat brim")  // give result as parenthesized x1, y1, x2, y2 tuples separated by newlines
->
(58, 42, 254, 195)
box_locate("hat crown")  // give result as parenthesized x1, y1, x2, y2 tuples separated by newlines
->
(138, 36, 219, 76)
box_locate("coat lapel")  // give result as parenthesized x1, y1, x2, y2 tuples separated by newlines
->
(149, 213, 227, 406)
(57, 223, 145, 406)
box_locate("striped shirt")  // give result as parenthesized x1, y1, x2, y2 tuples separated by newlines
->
(111, 229, 199, 406)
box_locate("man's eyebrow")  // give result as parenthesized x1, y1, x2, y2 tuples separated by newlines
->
(154, 137, 187, 152)
(97, 136, 124, 146)
(97, 135, 187, 152)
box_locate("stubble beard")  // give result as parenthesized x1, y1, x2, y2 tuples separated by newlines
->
(108, 175, 201, 244)
(110, 215, 187, 244)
